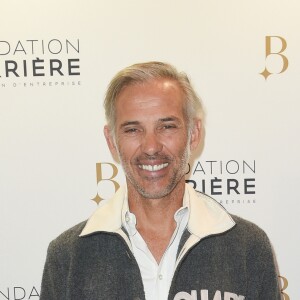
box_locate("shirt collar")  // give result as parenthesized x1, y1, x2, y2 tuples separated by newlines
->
(123, 204, 189, 238)
(121, 186, 189, 237)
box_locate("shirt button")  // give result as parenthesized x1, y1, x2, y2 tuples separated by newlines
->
(158, 274, 163, 280)
(125, 216, 130, 222)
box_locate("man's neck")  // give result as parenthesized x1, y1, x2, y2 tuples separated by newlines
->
(127, 180, 185, 262)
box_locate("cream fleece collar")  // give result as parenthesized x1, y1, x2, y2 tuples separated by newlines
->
(79, 184, 235, 238)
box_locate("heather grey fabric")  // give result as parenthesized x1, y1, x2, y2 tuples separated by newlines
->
(40, 215, 281, 300)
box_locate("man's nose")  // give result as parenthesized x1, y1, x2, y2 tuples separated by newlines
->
(140, 132, 163, 155)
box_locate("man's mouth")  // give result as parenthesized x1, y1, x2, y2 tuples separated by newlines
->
(138, 163, 169, 172)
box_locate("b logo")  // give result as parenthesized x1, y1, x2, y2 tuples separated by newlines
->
(279, 276, 290, 300)
(92, 162, 120, 204)
(260, 36, 288, 80)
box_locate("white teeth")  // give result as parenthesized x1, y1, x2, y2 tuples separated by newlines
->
(139, 163, 168, 171)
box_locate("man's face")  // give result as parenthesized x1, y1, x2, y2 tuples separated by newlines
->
(105, 79, 200, 199)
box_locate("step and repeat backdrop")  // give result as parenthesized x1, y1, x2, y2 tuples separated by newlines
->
(1, 1, 299, 299)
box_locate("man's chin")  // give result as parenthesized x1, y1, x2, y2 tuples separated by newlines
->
(134, 183, 176, 199)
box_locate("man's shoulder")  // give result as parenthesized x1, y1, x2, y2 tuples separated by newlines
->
(231, 214, 267, 235)
(228, 214, 273, 250)
(47, 221, 87, 254)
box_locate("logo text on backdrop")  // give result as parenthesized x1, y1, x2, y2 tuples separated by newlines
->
(93, 160, 256, 205)
(0, 39, 81, 88)
(260, 36, 288, 80)
(92, 162, 120, 204)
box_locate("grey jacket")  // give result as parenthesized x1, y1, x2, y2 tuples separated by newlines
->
(40, 185, 281, 300)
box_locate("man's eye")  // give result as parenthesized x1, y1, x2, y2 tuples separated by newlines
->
(124, 128, 138, 133)
(163, 124, 177, 129)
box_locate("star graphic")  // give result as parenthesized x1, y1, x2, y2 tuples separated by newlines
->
(259, 67, 272, 80)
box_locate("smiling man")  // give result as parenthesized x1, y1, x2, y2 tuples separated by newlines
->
(40, 62, 281, 300)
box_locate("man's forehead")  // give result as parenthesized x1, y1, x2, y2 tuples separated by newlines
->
(112, 78, 187, 127)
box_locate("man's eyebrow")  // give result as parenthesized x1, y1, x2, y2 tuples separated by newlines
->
(119, 117, 181, 128)
(159, 116, 181, 122)
(120, 121, 140, 128)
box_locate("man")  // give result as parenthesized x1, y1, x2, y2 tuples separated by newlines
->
(40, 62, 281, 300)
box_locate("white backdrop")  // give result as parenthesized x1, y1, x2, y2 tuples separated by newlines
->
(1, 1, 299, 299)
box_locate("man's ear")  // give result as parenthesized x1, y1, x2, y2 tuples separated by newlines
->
(189, 119, 202, 151)
(104, 125, 117, 156)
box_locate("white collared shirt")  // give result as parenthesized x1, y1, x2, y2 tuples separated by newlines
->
(123, 205, 189, 300)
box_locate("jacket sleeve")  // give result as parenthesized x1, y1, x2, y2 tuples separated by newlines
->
(40, 240, 68, 300)
(246, 230, 282, 300)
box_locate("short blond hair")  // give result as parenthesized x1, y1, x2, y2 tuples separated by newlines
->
(104, 61, 204, 134)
